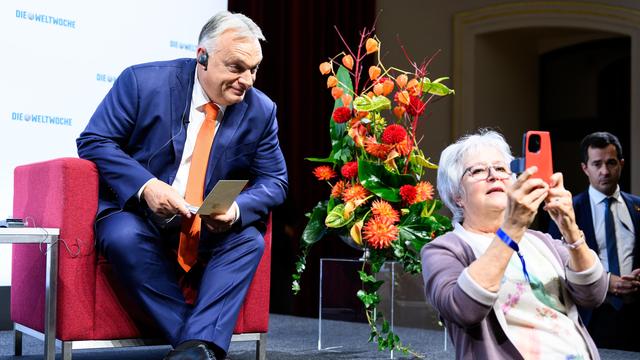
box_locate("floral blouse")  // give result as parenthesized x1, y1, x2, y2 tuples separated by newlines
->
(454, 223, 591, 360)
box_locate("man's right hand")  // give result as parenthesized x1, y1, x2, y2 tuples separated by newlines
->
(610, 272, 640, 296)
(141, 179, 191, 218)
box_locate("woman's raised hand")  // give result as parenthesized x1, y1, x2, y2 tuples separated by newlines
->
(502, 166, 549, 240)
(544, 172, 581, 242)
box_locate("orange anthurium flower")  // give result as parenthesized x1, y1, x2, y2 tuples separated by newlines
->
(382, 79, 394, 95)
(331, 87, 344, 99)
(355, 111, 368, 120)
(342, 54, 354, 70)
(393, 106, 406, 119)
(397, 90, 410, 105)
(341, 94, 353, 107)
(350, 219, 365, 247)
(319, 62, 332, 75)
(373, 83, 384, 96)
(368, 66, 381, 80)
(396, 74, 408, 89)
(343, 201, 356, 219)
(327, 76, 338, 88)
(384, 150, 400, 172)
(365, 38, 379, 54)
(348, 124, 366, 147)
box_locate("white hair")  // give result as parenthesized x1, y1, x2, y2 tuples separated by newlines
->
(437, 129, 514, 223)
(198, 11, 265, 53)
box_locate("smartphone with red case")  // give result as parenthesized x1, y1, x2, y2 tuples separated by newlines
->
(523, 131, 553, 184)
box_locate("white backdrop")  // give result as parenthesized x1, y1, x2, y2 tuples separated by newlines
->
(0, 0, 228, 286)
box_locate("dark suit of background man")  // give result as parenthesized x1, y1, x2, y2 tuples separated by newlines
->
(549, 131, 640, 351)
(77, 11, 287, 360)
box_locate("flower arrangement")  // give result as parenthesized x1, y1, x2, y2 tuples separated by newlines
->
(291, 25, 454, 356)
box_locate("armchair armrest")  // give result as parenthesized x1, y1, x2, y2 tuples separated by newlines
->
(12, 157, 99, 338)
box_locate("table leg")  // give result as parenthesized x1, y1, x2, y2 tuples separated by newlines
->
(44, 235, 59, 360)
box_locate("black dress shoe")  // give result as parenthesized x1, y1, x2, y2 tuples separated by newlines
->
(163, 343, 216, 360)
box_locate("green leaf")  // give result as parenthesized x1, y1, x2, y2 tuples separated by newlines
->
(421, 77, 455, 96)
(301, 201, 328, 245)
(358, 270, 377, 283)
(353, 95, 392, 112)
(325, 203, 353, 228)
(358, 159, 417, 202)
(411, 153, 438, 169)
(305, 156, 334, 163)
(356, 290, 380, 308)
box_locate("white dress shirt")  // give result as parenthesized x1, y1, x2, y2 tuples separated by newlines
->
(588, 185, 635, 275)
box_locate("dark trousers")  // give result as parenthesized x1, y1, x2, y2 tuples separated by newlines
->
(587, 301, 640, 351)
(95, 210, 264, 353)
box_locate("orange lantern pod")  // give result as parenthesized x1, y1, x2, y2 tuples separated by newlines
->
(368, 66, 381, 80)
(331, 87, 344, 99)
(382, 79, 394, 96)
(396, 74, 408, 89)
(319, 62, 332, 75)
(327, 75, 338, 88)
(341, 94, 353, 107)
(342, 54, 354, 70)
(393, 106, 406, 119)
(397, 90, 410, 105)
(367, 91, 375, 99)
(373, 83, 384, 96)
(407, 78, 420, 96)
(366, 38, 379, 54)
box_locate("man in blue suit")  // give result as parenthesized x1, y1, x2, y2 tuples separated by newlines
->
(77, 11, 287, 360)
(549, 132, 639, 351)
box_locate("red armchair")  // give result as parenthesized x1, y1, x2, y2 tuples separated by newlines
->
(11, 158, 271, 360)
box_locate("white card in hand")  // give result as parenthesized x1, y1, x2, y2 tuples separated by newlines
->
(189, 180, 248, 216)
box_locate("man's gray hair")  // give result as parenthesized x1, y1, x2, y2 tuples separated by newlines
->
(198, 11, 265, 53)
(437, 129, 514, 223)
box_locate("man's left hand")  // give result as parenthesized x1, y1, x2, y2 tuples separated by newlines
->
(201, 202, 239, 233)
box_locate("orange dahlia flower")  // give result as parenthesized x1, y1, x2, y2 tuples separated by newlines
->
(342, 184, 370, 204)
(313, 165, 337, 181)
(415, 181, 434, 202)
(331, 179, 347, 199)
(364, 137, 393, 159)
(363, 216, 399, 249)
(371, 200, 400, 223)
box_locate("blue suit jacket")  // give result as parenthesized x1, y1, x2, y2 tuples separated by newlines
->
(548, 189, 640, 324)
(77, 58, 288, 228)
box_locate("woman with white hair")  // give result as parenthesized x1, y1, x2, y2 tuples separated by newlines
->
(421, 129, 607, 359)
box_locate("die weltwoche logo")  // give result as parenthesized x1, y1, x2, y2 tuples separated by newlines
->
(170, 40, 196, 52)
(16, 10, 76, 29)
(96, 73, 116, 83)
(11, 112, 73, 127)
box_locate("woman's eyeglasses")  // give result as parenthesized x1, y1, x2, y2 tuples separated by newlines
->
(463, 164, 512, 181)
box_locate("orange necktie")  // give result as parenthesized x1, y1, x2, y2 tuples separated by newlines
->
(178, 102, 219, 272)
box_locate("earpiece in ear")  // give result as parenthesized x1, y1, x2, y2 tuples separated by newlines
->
(198, 52, 209, 71)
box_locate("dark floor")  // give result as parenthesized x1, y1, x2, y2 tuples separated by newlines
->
(0, 314, 638, 359)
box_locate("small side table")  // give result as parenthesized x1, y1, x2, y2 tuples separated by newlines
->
(318, 258, 398, 357)
(0, 227, 59, 360)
